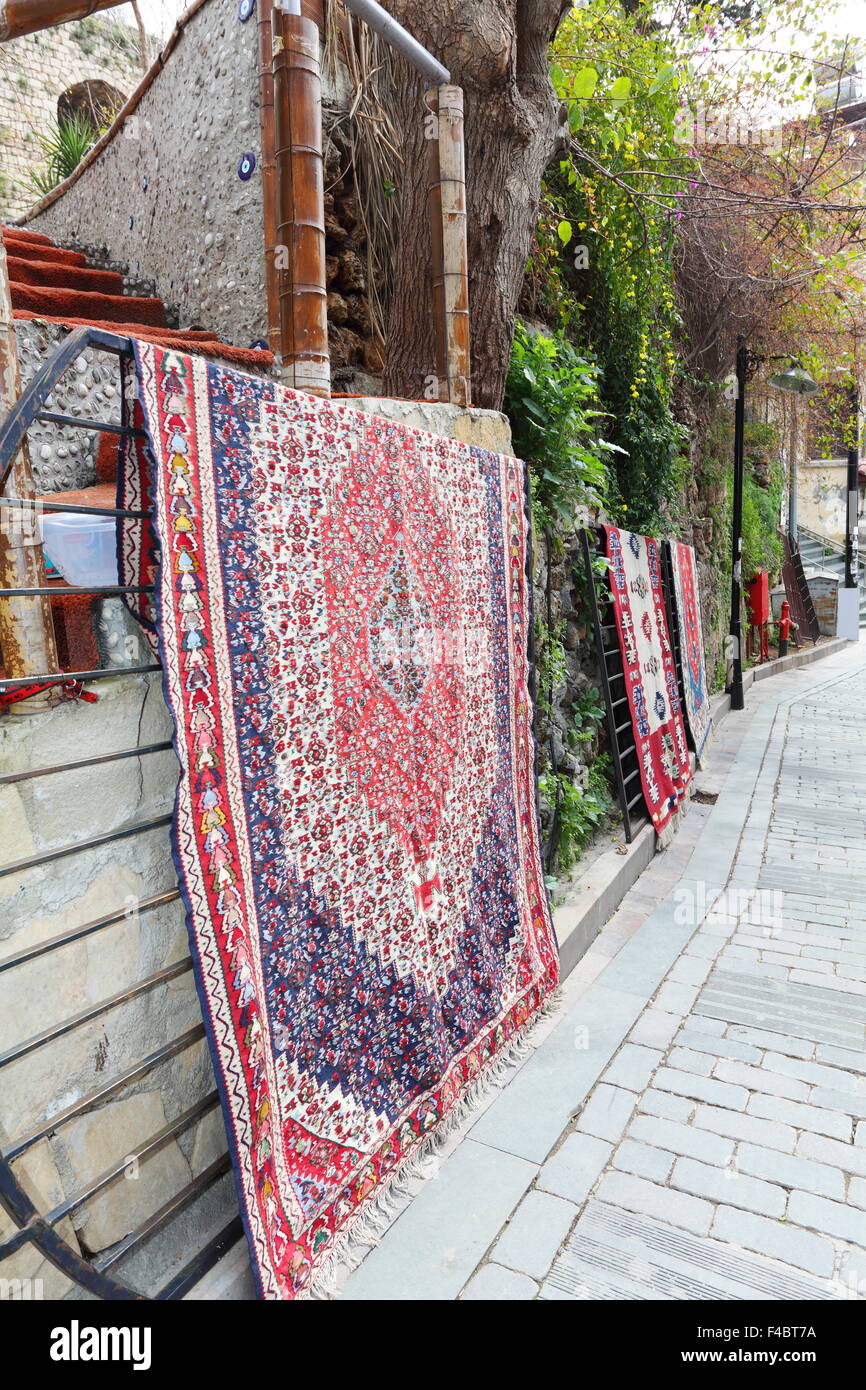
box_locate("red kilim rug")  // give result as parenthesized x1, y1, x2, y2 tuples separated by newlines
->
(121, 341, 558, 1298)
(603, 525, 692, 838)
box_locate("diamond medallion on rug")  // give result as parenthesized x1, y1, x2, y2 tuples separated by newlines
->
(121, 341, 558, 1299)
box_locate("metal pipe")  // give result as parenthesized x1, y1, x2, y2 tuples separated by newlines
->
(0, 811, 173, 879)
(0, 739, 173, 788)
(342, 0, 449, 84)
(0, 238, 58, 689)
(0, 0, 127, 41)
(0, 661, 160, 689)
(1, 496, 150, 520)
(729, 335, 747, 712)
(1, 584, 154, 596)
(4, 1023, 204, 1160)
(258, 0, 281, 352)
(96, 1156, 233, 1274)
(0, 887, 180, 970)
(0, 957, 191, 1070)
(44, 1092, 220, 1225)
(34, 410, 142, 436)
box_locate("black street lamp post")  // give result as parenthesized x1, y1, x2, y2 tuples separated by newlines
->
(729, 335, 747, 712)
(729, 342, 820, 711)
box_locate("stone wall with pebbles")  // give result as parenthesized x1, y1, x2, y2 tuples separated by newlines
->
(25, 0, 384, 388)
(27, 0, 267, 352)
(16, 319, 121, 494)
(0, 15, 147, 220)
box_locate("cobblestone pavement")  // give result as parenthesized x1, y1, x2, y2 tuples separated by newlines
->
(339, 642, 866, 1301)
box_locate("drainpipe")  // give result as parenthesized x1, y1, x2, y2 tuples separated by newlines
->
(272, 0, 330, 396)
(0, 0, 126, 41)
(342, 0, 449, 85)
(0, 239, 58, 694)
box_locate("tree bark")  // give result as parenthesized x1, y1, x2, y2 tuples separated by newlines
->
(381, 0, 567, 410)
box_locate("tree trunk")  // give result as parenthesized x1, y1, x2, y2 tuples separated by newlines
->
(381, 0, 566, 410)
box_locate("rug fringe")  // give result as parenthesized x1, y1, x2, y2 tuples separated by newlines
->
(306, 984, 563, 1300)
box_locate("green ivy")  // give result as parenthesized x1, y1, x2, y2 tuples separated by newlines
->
(540, 754, 617, 874)
(504, 322, 619, 530)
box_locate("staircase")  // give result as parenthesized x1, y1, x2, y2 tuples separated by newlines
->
(3, 226, 273, 369)
(797, 527, 866, 628)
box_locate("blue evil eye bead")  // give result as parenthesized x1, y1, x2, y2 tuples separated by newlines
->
(238, 152, 256, 181)
(238, 0, 255, 19)
(249, 339, 269, 351)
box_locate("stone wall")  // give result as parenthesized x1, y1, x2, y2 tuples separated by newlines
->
(22, 1, 384, 386)
(0, 14, 148, 219)
(798, 459, 849, 544)
(26, 0, 267, 352)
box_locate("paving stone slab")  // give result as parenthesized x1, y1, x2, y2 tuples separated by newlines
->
(542, 1200, 839, 1300)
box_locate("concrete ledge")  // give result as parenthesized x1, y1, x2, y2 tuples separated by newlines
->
(554, 823, 655, 978)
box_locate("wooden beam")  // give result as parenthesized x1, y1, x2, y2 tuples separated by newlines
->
(0, 238, 58, 691)
(272, 9, 330, 397)
(0, 0, 126, 42)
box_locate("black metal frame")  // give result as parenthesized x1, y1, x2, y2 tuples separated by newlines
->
(579, 528, 647, 844)
(782, 531, 820, 645)
(0, 326, 159, 690)
(0, 326, 237, 1301)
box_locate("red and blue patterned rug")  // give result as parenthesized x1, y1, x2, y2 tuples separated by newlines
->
(667, 540, 713, 764)
(604, 525, 692, 839)
(121, 341, 558, 1298)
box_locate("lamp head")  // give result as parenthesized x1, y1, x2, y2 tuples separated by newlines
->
(767, 361, 820, 396)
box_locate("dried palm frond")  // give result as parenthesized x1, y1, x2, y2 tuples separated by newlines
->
(324, 1, 401, 347)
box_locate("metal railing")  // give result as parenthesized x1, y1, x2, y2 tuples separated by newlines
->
(797, 523, 866, 596)
(0, 325, 240, 1300)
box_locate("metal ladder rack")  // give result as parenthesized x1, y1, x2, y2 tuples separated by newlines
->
(579, 528, 647, 845)
(0, 325, 240, 1300)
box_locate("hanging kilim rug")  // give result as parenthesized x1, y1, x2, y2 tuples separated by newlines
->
(667, 540, 713, 764)
(603, 526, 692, 840)
(120, 340, 558, 1299)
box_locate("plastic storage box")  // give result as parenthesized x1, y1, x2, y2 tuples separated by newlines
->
(40, 512, 117, 589)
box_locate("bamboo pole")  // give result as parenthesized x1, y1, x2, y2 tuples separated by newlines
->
(272, 8, 330, 397)
(258, 3, 280, 354)
(437, 85, 470, 407)
(0, 238, 58, 692)
(425, 88, 448, 403)
(426, 85, 471, 407)
(0, 0, 126, 41)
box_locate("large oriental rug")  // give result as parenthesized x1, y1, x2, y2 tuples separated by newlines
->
(603, 526, 692, 840)
(121, 341, 558, 1299)
(667, 540, 713, 764)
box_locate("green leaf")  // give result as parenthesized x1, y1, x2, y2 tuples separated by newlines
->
(556, 219, 573, 246)
(609, 75, 632, 105)
(571, 66, 598, 100)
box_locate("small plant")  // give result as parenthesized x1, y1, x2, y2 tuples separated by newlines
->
(567, 684, 606, 748)
(505, 321, 620, 528)
(28, 113, 99, 195)
(540, 753, 617, 873)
